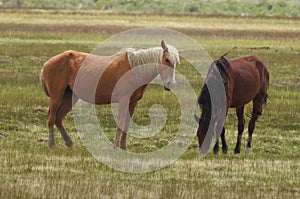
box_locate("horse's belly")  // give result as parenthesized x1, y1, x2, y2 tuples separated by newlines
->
(230, 98, 253, 108)
(76, 89, 121, 105)
(230, 85, 260, 108)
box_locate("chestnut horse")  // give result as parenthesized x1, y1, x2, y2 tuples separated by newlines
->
(195, 55, 269, 154)
(40, 40, 180, 150)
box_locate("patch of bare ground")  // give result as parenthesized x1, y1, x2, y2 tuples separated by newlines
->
(1, 22, 299, 40)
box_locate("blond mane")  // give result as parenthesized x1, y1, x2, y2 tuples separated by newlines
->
(126, 46, 179, 68)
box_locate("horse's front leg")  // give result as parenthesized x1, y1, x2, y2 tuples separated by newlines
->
(114, 99, 137, 150)
(213, 140, 219, 154)
(220, 127, 228, 154)
(120, 101, 138, 150)
(114, 99, 127, 149)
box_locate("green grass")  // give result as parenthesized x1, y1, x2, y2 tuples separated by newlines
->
(0, 10, 300, 198)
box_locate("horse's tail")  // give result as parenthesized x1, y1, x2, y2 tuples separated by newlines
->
(263, 93, 268, 106)
(40, 64, 50, 97)
(220, 51, 230, 58)
(220, 47, 237, 59)
(256, 58, 269, 107)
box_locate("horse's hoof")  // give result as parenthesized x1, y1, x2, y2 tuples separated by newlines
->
(234, 148, 240, 154)
(49, 141, 55, 148)
(213, 146, 219, 155)
(222, 146, 228, 154)
(65, 140, 73, 148)
(121, 147, 127, 151)
(246, 147, 252, 154)
(48, 139, 55, 148)
(113, 146, 126, 151)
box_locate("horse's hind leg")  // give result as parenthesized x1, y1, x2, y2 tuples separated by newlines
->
(48, 96, 63, 148)
(55, 90, 79, 147)
(247, 93, 265, 154)
(234, 107, 245, 154)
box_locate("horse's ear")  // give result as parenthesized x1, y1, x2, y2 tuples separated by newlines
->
(161, 40, 168, 52)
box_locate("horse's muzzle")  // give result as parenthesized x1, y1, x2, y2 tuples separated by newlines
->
(164, 86, 171, 91)
(164, 80, 176, 91)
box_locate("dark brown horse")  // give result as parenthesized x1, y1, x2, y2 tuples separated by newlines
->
(195, 55, 269, 154)
(40, 40, 180, 150)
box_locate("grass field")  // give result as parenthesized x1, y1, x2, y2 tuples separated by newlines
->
(0, 9, 299, 198)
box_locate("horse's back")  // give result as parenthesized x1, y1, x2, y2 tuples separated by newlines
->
(229, 55, 268, 73)
(42, 50, 87, 75)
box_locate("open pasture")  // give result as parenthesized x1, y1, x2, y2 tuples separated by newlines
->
(0, 10, 299, 198)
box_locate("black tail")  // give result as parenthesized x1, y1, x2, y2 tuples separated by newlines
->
(263, 93, 268, 106)
(220, 51, 230, 58)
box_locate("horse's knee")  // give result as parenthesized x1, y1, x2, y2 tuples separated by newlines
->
(238, 120, 245, 133)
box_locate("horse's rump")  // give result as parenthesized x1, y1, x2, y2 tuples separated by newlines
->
(40, 50, 130, 102)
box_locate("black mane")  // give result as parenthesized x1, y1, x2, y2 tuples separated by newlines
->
(198, 56, 230, 107)
(197, 56, 230, 136)
(214, 56, 230, 81)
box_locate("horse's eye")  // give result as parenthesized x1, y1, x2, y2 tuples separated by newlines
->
(165, 58, 170, 63)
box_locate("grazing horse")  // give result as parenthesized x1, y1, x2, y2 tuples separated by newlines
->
(195, 55, 269, 154)
(40, 40, 180, 150)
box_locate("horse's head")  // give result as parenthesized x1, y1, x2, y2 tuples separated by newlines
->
(158, 40, 180, 91)
(195, 84, 212, 154)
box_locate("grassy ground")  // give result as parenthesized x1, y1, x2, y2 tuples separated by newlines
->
(0, 10, 299, 198)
